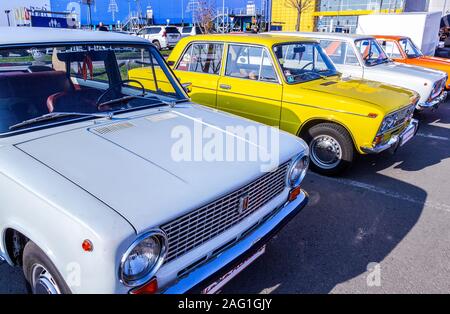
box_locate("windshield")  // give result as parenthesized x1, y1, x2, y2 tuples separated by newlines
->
(399, 38, 423, 58)
(0, 43, 186, 135)
(273, 42, 338, 84)
(355, 38, 390, 66)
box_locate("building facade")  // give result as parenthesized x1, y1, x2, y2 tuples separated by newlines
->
(270, 0, 408, 33)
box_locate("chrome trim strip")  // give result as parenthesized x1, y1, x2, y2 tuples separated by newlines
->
(283, 101, 373, 118)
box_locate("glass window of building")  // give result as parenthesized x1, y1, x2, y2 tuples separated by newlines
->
(317, 0, 405, 12)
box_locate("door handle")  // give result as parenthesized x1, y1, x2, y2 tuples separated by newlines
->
(219, 84, 231, 90)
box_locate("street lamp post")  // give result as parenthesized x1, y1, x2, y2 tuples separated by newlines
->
(181, 0, 184, 27)
(4, 10, 11, 27)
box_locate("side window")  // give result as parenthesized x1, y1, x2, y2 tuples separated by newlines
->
(176, 43, 223, 75)
(345, 45, 359, 65)
(379, 40, 402, 58)
(320, 40, 345, 65)
(225, 45, 277, 82)
(260, 51, 278, 82)
(70, 59, 108, 82)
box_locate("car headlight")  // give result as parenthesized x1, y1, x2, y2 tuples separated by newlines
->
(119, 230, 168, 287)
(287, 154, 309, 188)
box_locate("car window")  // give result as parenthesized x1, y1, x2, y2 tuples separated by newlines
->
(225, 45, 278, 82)
(355, 39, 389, 66)
(378, 40, 402, 59)
(320, 40, 346, 64)
(165, 27, 180, 34)
(273, 42, 338, 84)
(0, 44, 185, 135)
(176, 43, 223, 75)
(147, 28, 160, 34)
(399, 38, 422, 58)
(182, 27, 192, 33)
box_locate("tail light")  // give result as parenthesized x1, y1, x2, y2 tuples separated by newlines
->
(162, 31, 167, 38)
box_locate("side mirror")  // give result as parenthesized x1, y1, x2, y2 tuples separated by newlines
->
(167, 60, 175, 66)
(182, 82, 192, 94)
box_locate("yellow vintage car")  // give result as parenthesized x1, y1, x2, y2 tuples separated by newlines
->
(129, 34, 419, 175)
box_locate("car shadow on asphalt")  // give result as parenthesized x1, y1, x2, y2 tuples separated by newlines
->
(222, 171, 426, 293)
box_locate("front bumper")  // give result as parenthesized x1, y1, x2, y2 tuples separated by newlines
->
(361, 119, 419, 154)
(162, 190, 309, 294)
(417, 91, 447, 110)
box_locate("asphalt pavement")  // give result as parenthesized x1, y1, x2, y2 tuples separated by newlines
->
(1, 101, 450, 294)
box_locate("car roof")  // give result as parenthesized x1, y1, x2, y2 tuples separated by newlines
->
(180, 33, 317, 46)
(270, 31, 375, 41)
(373, 35, 408, 41)
(0, 27, 148, 46)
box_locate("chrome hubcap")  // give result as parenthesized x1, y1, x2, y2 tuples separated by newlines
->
(31, 264, 61, 294)
(310, 135, 342, 169)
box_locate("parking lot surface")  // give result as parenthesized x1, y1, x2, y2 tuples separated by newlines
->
(1, 102, 450, 294)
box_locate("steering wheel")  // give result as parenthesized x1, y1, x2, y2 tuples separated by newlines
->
(300, 62, 314, 71)
(96, 79, 146, 110)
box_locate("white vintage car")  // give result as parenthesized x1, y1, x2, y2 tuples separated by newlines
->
(273, 32, 447, 110)
(0, 27, 309, 294)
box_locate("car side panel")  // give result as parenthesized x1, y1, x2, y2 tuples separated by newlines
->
(280, 85, 383, 154)
(216, 76, 283, 127)
(176, 71, 221, 108)
(0, 146, 135, 293)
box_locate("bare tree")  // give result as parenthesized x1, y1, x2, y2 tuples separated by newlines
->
(285, 0, 314, 32)
(194, 1, 216, 34)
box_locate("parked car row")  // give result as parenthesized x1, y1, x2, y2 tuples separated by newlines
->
(0, 27, 447, 294)
(135, 25, 203, 50)
(135, 32, 448, 175)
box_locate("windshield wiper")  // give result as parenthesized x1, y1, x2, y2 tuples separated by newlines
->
(9, 112, 113, 131)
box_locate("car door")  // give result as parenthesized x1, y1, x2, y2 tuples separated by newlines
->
(216, 44, 282, 127)
(174, 42, 224, 107)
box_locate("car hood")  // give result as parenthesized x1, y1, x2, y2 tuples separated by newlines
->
(15, 105, 305, 233)
(371, 61, 446, 82)
(406, 56, 450, 75)
(299, 76, 415, 113)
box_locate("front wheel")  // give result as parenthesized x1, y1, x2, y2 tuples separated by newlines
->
(304, 123, 354, 176)
(22, 241, 71, 294)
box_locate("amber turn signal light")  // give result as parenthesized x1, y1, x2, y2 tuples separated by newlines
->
(130, 278, 158, 294)
(288, 186, 301, 202)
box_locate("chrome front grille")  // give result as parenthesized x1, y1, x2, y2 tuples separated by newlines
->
(161, 161, 290, 263)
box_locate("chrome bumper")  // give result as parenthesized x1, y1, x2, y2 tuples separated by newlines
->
(361, 119, 419, 154)
(162, 191, 309, 294)
(417, 91, 447, 110)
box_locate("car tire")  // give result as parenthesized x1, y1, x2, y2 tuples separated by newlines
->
(304, 123, 354, 176)
(152, 40, 161, 50)
(22, 241, 71, 294)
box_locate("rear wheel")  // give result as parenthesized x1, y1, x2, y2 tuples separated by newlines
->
(152, 40, 161, 50)
(304, 123, 354, 176)
(22, 242, 71, 294)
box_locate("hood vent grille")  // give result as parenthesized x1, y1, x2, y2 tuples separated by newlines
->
(320, 81, 338, 86)
(92, 122, 134, 135)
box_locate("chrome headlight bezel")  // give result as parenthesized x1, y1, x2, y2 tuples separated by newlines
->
(377, 104, 415, 136)
(119, 229, 168, 287)
(286, 153, 309, 188)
